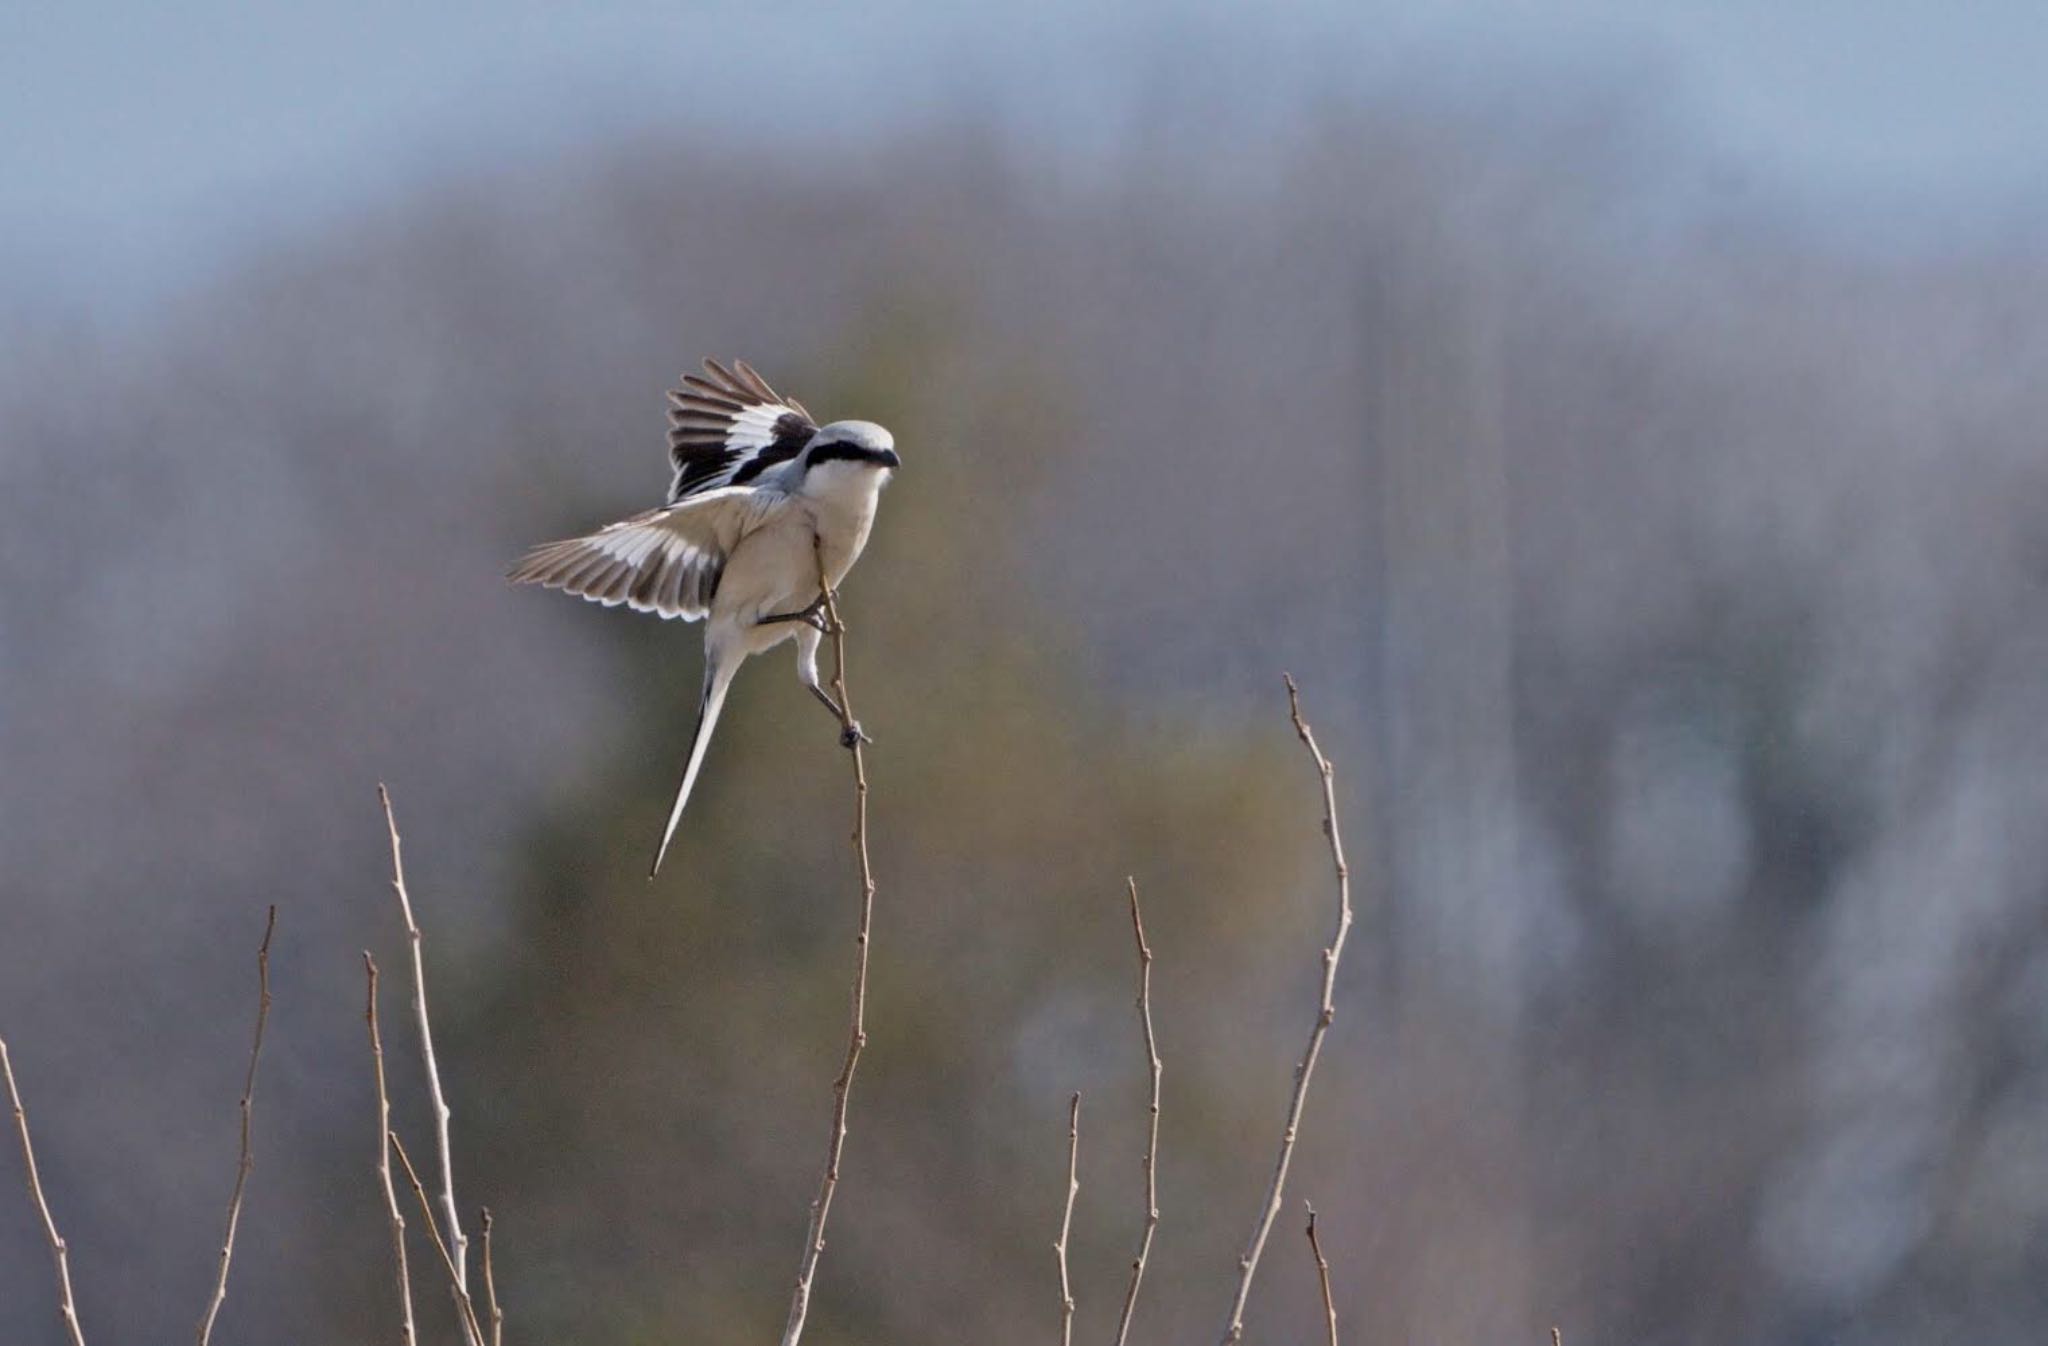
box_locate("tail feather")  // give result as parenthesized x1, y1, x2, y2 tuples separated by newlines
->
(649, 652, 740, 878)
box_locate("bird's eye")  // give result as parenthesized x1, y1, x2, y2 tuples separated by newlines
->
(808, 441, 873, 467)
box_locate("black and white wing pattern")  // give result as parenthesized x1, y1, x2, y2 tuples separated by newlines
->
(507, 485, 786, 621)
(665, 358, 816, 502)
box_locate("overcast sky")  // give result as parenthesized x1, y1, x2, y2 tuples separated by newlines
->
(6, 1, 2046, 317)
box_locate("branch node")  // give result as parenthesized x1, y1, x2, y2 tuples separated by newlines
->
(390, 1131, 488, 1346)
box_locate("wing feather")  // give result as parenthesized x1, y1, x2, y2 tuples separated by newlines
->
(730, 359, 782, 403)
(665, 358, 816, 501)
(508, 485, 783, 621)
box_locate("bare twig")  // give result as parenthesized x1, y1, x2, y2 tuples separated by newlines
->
(1305, 1203, 1338, 1346)
(378, 784, 476, 1343)
(2, 1038, 87, 1346)
(1552, 1329, 1563, 1346)
(1054, 1093, 1080, 1346)
(195, 905, 277, 1346)
(779, 546, 878, 1346)
(481, 1208, 504, 1346)
(365, 953, 418, 1346)
(390, 1131, 489, 1346)
(1113, 877, 1162, 1346)
(1217, 676, 1356, 1344)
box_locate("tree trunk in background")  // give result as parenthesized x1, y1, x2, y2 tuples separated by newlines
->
(1368, 219, 1535, 1338)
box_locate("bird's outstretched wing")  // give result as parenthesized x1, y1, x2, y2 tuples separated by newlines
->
(665, 358, 817, 502)
(507, 485, 786, 620)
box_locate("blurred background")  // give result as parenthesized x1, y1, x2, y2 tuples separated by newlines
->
(5, 2, 2048, 1342)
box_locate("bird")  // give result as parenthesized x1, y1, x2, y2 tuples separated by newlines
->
(509, 358, 900, 877)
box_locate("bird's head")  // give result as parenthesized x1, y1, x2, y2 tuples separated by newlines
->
(802, 421, 901, 481)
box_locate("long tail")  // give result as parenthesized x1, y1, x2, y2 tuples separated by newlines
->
(649, 651, 741, 878)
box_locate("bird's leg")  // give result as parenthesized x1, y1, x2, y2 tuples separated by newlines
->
(797, 625, 870, 748)
(807, 682, 849, 722)
(756, 593, 831, 633)
(808, 684, 872, 747)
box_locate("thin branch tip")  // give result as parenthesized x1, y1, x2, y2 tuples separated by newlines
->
(1305, 1202, 1339, 1346)
(479, 1207, 504, 1345)
(378, 786, 476, 1338)
(3, 1038, 88, 1346)
(1217, 681, 1356, 1344)
(195, 906, 278, 1346)
(364, 950, 418, 1346)
(1114, 876, 1164, 1346)
(1055, 1092, 1081, 1346)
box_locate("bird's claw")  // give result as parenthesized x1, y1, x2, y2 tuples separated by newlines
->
(840, 722, 871, 749)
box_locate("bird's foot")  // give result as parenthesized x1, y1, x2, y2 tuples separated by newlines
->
(758, 596, 831, 633)
(840, 721, 872, 750)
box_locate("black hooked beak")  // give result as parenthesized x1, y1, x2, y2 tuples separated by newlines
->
(876, 447, 901, 469)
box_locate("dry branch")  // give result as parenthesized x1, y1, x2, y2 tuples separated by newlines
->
(391, 1131, 489, 1346)
(481, 1207, 504, 1346)
(2, 1037, 87, 1346)
(1055, 1093, 1080, 1346)
(195, 905, 277, 1346)
(778, 552, 879, 1346)
(378, 783, 474, 1334)
(365, 953, 419, 1346)
(1305, 1203, 1337, 1346)
(1216, 676, 1357, 1344)
(1112, 877, 1162, 1346)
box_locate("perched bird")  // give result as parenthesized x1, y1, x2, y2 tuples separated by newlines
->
(509, 358, 899, 877)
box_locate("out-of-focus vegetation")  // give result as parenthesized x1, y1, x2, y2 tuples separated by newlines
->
(6, 86, 2048, 1346)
